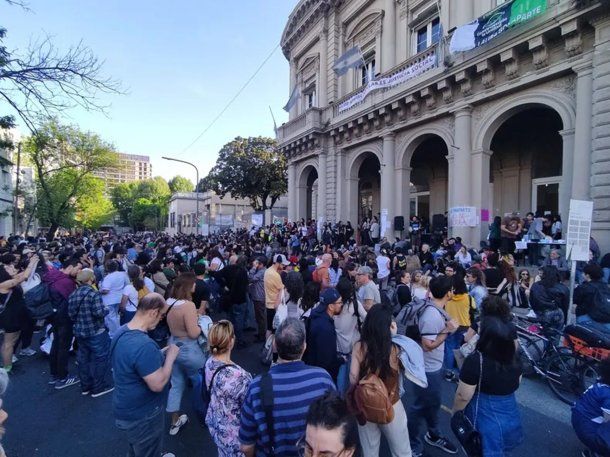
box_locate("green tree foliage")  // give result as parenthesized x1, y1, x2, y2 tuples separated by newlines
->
(110, 177, 171, 231)
(168, 175, 194, 193)
(24, 119, 119, 239)
(74, 177, 114, 230)
(201, 136, 287, 213)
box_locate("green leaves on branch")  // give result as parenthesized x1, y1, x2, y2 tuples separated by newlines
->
(201, 136, 287, 212)
(168, 175, 194, 193)
(111, 177, 170, 231)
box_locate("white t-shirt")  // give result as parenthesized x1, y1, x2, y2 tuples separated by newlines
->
(143, 277, 154, 294)
(370, 222, 380, 238)
(412, 285, 428, 301)
(334, 300, 367, 354)
(101, 271, 129, 306)
(376, 255, 390, 279)
(122, 284, 139, 312)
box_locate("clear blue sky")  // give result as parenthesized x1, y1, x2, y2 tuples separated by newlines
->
(1, 0, 299, 182)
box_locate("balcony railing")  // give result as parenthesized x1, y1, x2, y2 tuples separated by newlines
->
(332, 45, 439, 117)
(276, 107, 323, 143)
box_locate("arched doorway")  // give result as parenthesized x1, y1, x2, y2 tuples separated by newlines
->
(490, 107, 563, 217)
(409, 136, 449, 227)
(297, 165, 318, 221)
(357, 154, 381, 223)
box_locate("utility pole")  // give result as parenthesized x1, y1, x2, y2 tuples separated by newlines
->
(13, 143, 21, 235)
(162, 156, 200, 235)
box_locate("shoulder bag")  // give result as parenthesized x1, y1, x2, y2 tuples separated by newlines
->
(451, 352, 483, 457)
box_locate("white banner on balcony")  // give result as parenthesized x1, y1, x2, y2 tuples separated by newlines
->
(337, 52, 437, 113)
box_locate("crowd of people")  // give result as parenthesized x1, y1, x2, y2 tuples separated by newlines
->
(0, 213, 608, 456)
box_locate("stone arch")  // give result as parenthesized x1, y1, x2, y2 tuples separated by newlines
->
(397, 124, 454, 168)
(346, 141, 383, 179)
(474, 90, 575, 152)
(345, 10, 383, 44)
(296, 159, 319, 187)
(295, 159, 319, 221)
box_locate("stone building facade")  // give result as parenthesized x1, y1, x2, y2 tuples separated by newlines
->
(278, 0, 610, 252)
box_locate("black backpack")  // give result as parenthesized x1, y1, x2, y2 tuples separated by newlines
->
(589, 283, 610, 323)
(396, 297, 442, 341)
(24, 282, 53, 320)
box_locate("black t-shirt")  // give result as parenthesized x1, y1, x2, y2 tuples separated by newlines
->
(484, 268, 504, 290)
(192, 278, 210, 309)
(460, 352, 522, 396)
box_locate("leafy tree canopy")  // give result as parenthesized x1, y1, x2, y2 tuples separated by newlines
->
(200, 136, 287, 212)
(168, 175, 194, 193)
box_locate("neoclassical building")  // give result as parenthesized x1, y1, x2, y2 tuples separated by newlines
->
(278, 0, 610, 251)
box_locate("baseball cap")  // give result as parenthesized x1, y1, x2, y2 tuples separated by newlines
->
(22, 248, 34, 255)
(274, 254, 290, 266)
(356, 266, 373, 276)
(319, 288, 341, 307)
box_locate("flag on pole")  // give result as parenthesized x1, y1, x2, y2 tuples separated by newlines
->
(283, 85, 301, 112)
(333, 46, 365, 76)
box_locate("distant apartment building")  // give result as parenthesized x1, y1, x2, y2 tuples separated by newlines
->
(95, 153, 153, 190)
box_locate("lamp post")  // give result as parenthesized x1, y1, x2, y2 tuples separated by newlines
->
(162, 156, 200, 235)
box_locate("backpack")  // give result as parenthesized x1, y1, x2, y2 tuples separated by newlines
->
(589, 284, 610, 323)
(347, 372, 394, 425)
(395, 254, 407, 271)
(24, 282, 54, 320)
(312, 266, 327, 284)
(396, 297, 440, 341)
(137, 286, 151, 300)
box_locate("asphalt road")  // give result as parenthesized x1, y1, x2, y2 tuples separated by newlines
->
(3, 328, 584, 457)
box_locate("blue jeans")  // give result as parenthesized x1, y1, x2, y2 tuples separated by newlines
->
(336, 354, 351, 396)
(444, 330, 465, 375)
(408, 369, 443, 453)
(230, 302, 248, 344)
(166, 337, 207, 413)
(577, 315, 610, 337)
(603, 267, 610, 285)
(76, 331, 112, 393)
(115, 406, 165, 457)
(573, 409, 610, 455)
(466, 392, 524, 457)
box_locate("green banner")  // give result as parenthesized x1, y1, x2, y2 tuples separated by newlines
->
(509, 0, 547, 27)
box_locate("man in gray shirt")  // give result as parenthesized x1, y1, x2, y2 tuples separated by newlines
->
(248, 256, 267, 342)
(356, 266, 381, 311)
(408, 276, 459, 457)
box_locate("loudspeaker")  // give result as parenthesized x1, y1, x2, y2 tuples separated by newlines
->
(394, 216, 405, 231)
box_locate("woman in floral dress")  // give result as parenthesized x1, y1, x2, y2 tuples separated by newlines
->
(205, 320, 252, 456)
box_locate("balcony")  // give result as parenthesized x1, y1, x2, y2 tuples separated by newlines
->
(276, 107, 324, 145)
(332, 45, 440, 118)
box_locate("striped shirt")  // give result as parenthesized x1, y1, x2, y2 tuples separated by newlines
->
(239, 361, 336, 456)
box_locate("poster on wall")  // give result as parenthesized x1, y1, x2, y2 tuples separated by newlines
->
(566, 199, 593, 262)
(380, 209, 389, 237)
(449, 207, 478, 227)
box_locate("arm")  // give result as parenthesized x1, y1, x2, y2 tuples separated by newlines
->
(452, 381, 477, 413)
(349, 342, 362, 386)
(184, 302, 202, 339)
(241, 445, 255, 457)
(91, 293, 108, 319)
(120, 293, 128, 311)
(142, 345, 179, 393)
(0, 257, 39, 293)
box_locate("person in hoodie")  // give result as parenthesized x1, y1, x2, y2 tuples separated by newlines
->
(305, 288, 345, 382)
(44, 258, 82, 389)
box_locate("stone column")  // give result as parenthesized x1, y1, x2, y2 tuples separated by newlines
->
(381, 0, 396, 72)
(471, 149, 492, 245)
(336, 149, 346, 222)
(287, 162, 297, 222)
(319, 27, 329, 108)
(289, 59, 298, 120)
(317, 151, 328, 223)
(396, 166, 412, 234)
(381, 133, 396, 237)
(572, 62, 593, 200)
(559, 129, 575, 222)
(297, 185, 308, 221)
(452, 106, 473, 245)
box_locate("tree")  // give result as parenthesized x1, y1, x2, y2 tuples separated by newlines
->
(74, 177, 114, 230)
(168, 175, 194, 193)
(0, 2, 121, 137)
(25, 119, 119, 239)
(201, 137, 287, 217)
(110, 177, 170, 231)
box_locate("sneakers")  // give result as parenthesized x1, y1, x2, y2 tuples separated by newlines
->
(162, 453, 176, 457)
(169, 414, 188, 435)
(54, 375, 80, 390)
(424, 432, 458, 454)
(81, 390, 91, 396)
(18, 347, 36, 357)
(48, 376, 59, 385)
(11, 355, 17, 364)
(91, 386, 114, 398)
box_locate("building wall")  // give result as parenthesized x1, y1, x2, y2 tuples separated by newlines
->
(279, 0, 610, 252)
(94, 152, 153, 191)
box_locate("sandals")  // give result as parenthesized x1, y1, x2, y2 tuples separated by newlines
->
(169, 414, 188, 436)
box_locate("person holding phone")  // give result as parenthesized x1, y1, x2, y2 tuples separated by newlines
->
(573, 357, 610, 457)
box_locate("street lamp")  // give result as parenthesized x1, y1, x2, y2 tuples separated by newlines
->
(162, 156, 200, 236)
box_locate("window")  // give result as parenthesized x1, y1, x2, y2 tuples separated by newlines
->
(302, 78, 316, 110)
(415, 17, 440, 53)
(359, 51, 376, 87)
(170, 212, 175, 228)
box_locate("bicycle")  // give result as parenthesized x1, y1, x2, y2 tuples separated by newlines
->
(513, 314, 599, 405)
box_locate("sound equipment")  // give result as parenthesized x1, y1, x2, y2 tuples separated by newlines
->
(394, 216, 405, 231)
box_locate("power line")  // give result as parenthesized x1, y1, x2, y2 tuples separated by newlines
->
(181, 42, 281, 153)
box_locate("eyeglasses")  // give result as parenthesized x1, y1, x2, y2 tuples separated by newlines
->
(296, 436, 346, 457)
(520, 273, 529, 277)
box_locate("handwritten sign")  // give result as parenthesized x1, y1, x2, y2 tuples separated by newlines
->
(449, 207, 477, 227)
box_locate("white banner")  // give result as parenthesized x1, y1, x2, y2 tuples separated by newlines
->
(251, 213, 263, 227)
(448, 207, 478, 227)
(566, 199, 593, 262)
(380, 209, 389, 238)
(338, 53, 437, 113)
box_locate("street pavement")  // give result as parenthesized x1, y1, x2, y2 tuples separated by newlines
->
(4, 329, 584, 457)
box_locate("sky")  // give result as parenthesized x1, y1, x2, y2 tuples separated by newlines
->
(1, 0, 299, 182)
